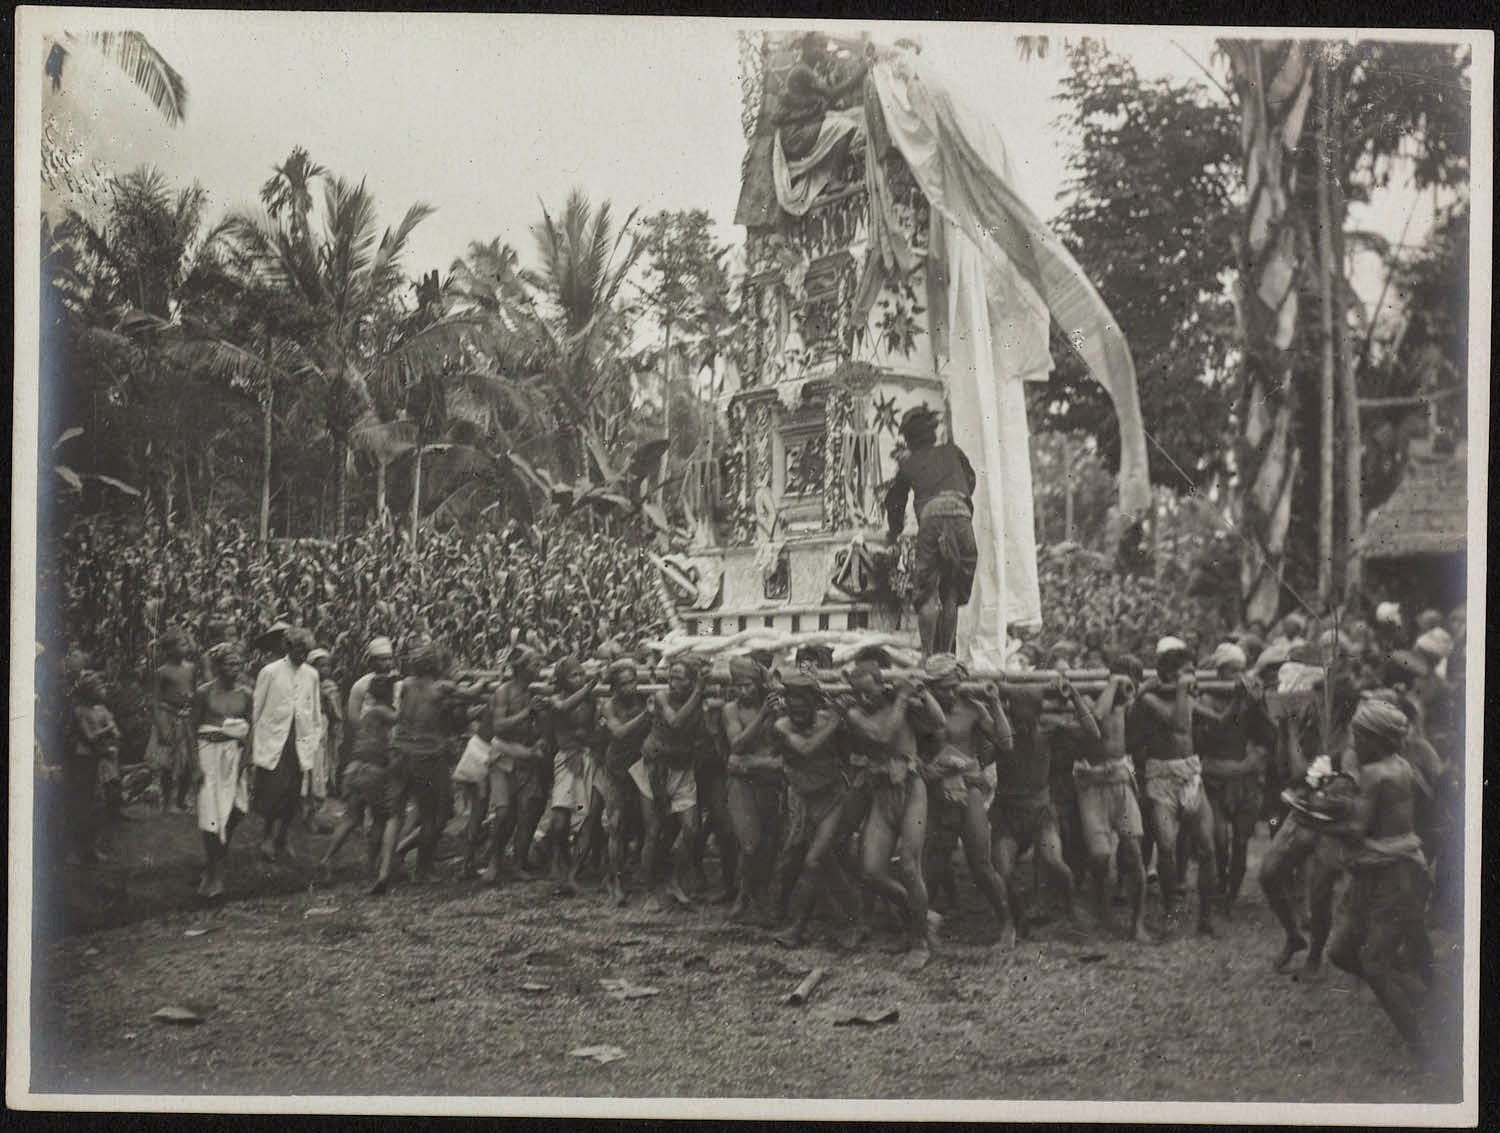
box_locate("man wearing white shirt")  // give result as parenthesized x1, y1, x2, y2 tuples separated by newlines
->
(251, 627, 324, 861)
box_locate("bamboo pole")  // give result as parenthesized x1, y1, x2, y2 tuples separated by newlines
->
(1314, 55, 1336, 605)
(452, 667, 1245, 697)
(259, 336, 273, 547)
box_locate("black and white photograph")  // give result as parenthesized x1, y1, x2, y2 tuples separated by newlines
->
(10, 11, 1486, 1121)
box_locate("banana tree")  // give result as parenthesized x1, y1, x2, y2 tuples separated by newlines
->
(47, 427, 140, 499)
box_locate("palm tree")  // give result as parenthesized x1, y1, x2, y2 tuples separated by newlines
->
(260, 146, 327, 243)
(41, 31, 188, 223)
(363, 260, 549, 553)
(44, 31, 188, 124)
(528, 189, 644, 485)
(215, 162, 473, 537)
(49, 165, 237, 528)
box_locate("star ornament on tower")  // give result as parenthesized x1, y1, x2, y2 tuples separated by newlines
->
(872, 393, 900, 435)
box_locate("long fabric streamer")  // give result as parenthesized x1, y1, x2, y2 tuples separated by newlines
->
(870, 50, 1152, 666)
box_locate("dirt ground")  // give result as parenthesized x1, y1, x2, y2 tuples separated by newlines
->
(27, 802, 1465, 1103)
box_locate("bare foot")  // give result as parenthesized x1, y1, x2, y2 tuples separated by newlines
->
(995, 923, 1018, 952)
(644, 892, 668, 914)
(203, 878, 226, 899)
(1130, 922, 1154, 944)
(903, 945, 931, 971)
(1273, 936, 1308, 971)
(608, 879, 628, 907)
(835, 926, 864, 952)
(773, 929, 804, 950)
(667, 882, 694, 908)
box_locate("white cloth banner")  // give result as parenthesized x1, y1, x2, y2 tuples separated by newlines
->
(946, 231, 1045, 667)
(871, 48, 1150, 662)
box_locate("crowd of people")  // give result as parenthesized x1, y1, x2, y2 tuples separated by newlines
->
(56, 595, 1466, 1065)
(52, 516, 672, 706)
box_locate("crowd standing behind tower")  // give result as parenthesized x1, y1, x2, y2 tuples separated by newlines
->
(54, 598, 1465, 1064)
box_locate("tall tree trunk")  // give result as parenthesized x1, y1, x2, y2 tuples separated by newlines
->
(335, 435, 349, 540)
(1314, 55, 1336, 606)
(162, 458, 176, 539)
(410, 441, 424, 559)
(1329, 69, 1363, 597)
(182, 454, 195, 529)
(1223, 39, 1315, 625)
(656, 321, 672, 508)
(259, 337, 273, 547)
(1063, 439, 1076, 543)
(375, 460, 387, 527)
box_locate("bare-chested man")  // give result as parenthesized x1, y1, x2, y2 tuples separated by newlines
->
(1130, 636, 1217, 936)
(1198, 644, 1272, 913)
(543, 658, 600, 894)
(482, 647, 547, 882)
(598, 659, 652, 905)
(147, 629, 197, 811)
(1259, 673, 1361, 973)
(1327, 698, 1434, 1064)
(723, 658, 784, 924)
(633, 659, 707, 911)
(919, 654, 1019, 950)
(1072, 662, 1150, 941)
(990, 683, 1078, 935)
(771, 673, 863, 951)
(842, 658, 945, 969)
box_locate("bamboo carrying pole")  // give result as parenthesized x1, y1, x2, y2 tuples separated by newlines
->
(451, 667, 1246, 698)
(450, 668, 1314, 722)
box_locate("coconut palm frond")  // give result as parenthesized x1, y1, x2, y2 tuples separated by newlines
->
(363, 315, 483, 406)
(319, 176, 382, 327)
(349, 414, 418, 465)
(368, 202, 437, 300)
(63, 31, 188, 126)
(443, 370, 547, 441)
(174, 335, 305, 397)
(260, 145, 327, 221)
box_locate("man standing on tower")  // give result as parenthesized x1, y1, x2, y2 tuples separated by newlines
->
(884, 405, 978, 657)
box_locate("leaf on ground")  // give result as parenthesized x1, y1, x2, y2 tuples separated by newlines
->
(519, 982, 553, 993)
(304, 906, 340, 917)
(151, 1005, 204, 1025)
(184, 927, 216, 937)
(832, 1008, 899, 1027)
(569, 1044, 626, 1064)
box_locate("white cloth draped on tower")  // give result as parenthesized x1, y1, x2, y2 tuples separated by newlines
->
(870, 49, 1150, 668)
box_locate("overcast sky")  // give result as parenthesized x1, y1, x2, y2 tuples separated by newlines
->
(27, 12, 1469, 301)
